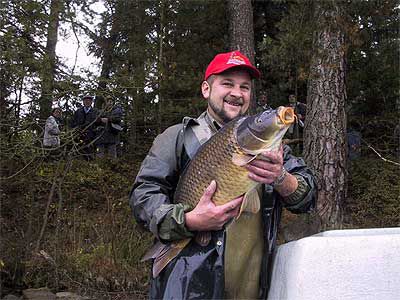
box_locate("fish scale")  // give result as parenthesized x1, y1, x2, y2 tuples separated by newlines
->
(174, 119, 257, 208)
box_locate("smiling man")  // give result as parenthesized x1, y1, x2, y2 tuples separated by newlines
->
(201, 51, 257, 124)
(130, 51, 316, 299)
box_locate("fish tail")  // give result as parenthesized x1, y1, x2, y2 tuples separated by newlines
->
(142, 238, 192, 278)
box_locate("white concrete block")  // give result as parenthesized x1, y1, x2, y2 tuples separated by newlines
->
(267, 228, 400, 300)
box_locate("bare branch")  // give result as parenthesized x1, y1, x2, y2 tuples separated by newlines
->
(363, 139, 400, 166)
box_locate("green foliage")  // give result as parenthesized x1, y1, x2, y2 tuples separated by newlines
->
(257, 0, 399, 119)
(257, 0, 314, 104)
(346, 1, 400, 117)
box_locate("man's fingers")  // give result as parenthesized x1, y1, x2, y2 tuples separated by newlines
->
(199, 180, 217, 204)
(220, 196, 243, 213)
(261, 150, 283, 165)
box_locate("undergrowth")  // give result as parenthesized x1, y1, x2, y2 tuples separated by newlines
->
(1, 152, 399, 298)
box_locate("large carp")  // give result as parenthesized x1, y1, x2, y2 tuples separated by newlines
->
(144, 106, 295, 277)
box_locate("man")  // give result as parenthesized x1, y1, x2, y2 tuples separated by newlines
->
(256, 92, 269, 113)
(286, 94, 308, 152)
(130, 51, 316, 299)
(288, 94, 307, 125)
(95, 98, 124, 159)
(43, 107, 62, 148)
(70, 95, 99, 160)
(287, 94, 307, 135)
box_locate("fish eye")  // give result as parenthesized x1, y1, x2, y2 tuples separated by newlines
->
(256, 117, 263, 124)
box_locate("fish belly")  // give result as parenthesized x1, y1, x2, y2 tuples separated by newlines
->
(225, 209, 264, 299)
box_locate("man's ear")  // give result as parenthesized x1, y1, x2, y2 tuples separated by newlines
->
(201, 81, 210, 99)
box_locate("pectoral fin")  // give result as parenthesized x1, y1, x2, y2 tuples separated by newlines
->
(236, 188, 260, 219)
(232, 153, 257, 166)
(142, 238, 192, 278)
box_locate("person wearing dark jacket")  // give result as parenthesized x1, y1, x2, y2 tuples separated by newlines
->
(95, 99, 123, 159)
(70, 95, 99, 160)
(130, 51, 317, 299)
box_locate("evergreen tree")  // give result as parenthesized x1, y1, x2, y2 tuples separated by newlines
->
(39, 0, 63, 121)
(304, 0, 348, 229)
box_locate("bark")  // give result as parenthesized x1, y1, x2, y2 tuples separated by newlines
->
(227, 0, 257, 112)
(157, 0, 165, 134)
(39, 0, 62, 121)
(127, 0, 146, 153)
(304, 1, 348, 230)
(96, 11, 119, 109)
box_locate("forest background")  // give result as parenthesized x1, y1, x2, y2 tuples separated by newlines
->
(1, 0, 399, 299)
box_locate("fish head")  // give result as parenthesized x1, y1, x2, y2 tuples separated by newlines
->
(235, 106, 295, 153)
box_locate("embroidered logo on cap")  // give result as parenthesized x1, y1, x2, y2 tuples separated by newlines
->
(227, 52, 246, 65)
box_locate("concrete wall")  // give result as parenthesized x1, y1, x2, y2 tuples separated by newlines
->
(267, 228, 400, 300)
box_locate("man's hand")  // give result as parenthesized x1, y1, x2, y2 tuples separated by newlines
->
(101, 117, 108, 124)
(185, 180, 243, 232)
(245, 146, 284, 185)
(246, 145, 299, 197)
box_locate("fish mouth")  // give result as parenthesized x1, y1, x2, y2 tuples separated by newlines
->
(278, 107, 295, 125)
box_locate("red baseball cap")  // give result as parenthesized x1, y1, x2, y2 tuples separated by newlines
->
(204, 50, 261, 80)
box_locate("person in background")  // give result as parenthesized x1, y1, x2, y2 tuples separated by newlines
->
(70, 95, 99, 160)
(95, 98, 124, 159)
(43, 107, 62, 148)
(347, 120, 362, 161)
(288, 94, 307, 125)
(286, 94, 308, 152)
(256, 92, 270, 113)
(130, 51, 316, 299)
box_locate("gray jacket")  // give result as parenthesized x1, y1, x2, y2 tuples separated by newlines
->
(43, 115, 61, 147)
(130, 112, 317, 299)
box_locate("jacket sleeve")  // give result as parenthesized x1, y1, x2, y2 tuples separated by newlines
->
(280, 145, 317, 214)
(129, 124, 185, 240)
(109, 106, 123, 124)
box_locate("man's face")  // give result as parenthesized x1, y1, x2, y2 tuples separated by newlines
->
(259, 95, 268, 104)
(53, 109, 62, 118)
(201, 69, 252, 124)
(83, 98, 93, 108)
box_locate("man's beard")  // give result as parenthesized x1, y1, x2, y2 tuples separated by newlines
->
(208, 96, 244, 124)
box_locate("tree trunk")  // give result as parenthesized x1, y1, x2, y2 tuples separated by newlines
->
(227, 0, 257, 112)
(126, 0, 146, 154)
(304, 1, 348, 230)
(96, 10, 119, 109)
(39, 0, 62, 121)
(157, 0, 165, 134)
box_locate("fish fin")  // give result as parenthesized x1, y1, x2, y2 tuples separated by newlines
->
(141, 240, 168, 262)
(195, 231, 212, 246)
(236, 188, 260, 220)
(151, 238, 191, 278)
(232, 153, 257, 166)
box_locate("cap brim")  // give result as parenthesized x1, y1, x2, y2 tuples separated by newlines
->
(205, 65, 261, 80)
